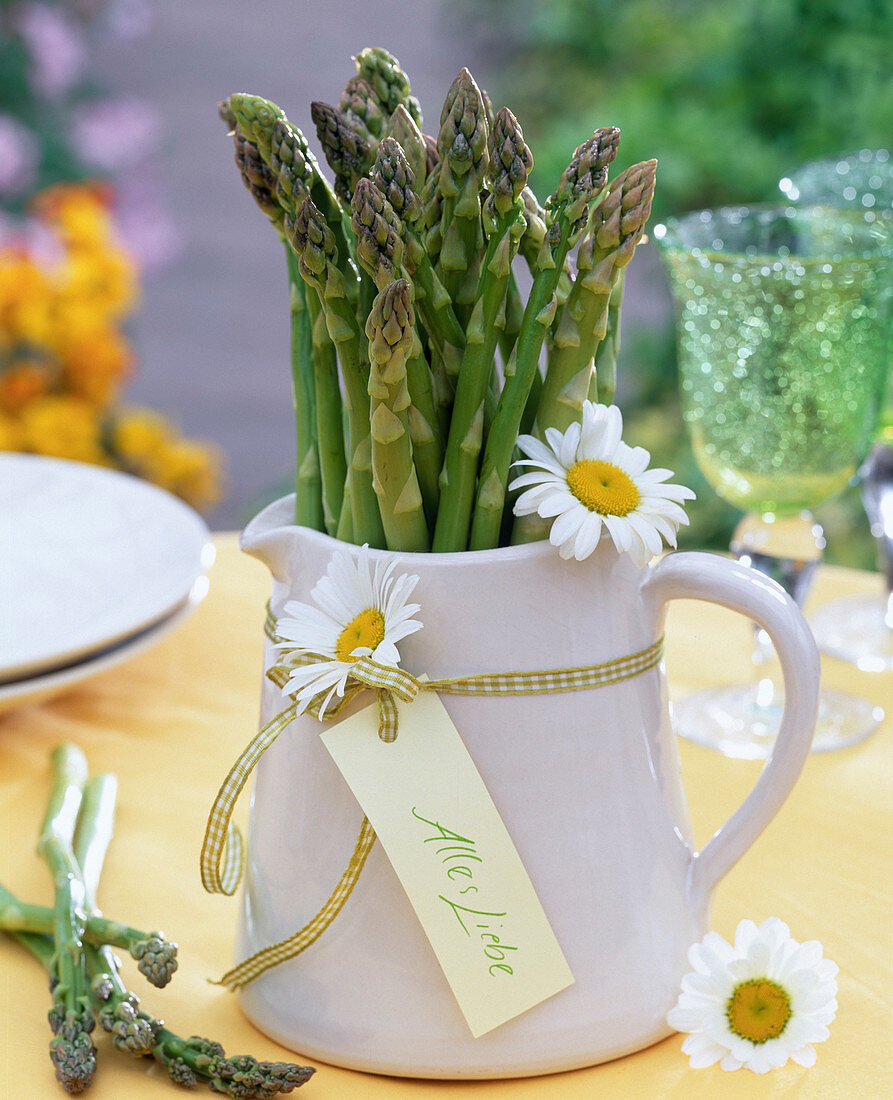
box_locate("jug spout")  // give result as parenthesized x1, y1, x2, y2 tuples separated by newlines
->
(239, 496, 302, 581)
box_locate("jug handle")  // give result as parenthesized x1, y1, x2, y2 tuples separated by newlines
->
(642, 551, 820, 907)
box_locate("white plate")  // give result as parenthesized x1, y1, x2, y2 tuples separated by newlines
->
(0, 454, 214, 682)
(0, 592, 206, 715)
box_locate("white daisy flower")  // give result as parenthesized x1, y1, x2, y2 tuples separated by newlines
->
(274, 544, 422, 716)
(667, 917, 839, 1074)
(510, 401, 695, 566)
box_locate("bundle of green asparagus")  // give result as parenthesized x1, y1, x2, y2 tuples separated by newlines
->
(222, 46, 656, 552)
(2, 744, 314, 1096)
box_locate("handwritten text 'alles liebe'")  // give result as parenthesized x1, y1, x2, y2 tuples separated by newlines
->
(411, 807, 520, 978)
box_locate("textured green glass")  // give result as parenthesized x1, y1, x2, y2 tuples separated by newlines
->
(782, 151, 893, 441)
(656, 205, 892, 514)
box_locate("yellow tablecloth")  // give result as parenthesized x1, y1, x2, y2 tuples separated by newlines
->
(2, 535, 890, 1099)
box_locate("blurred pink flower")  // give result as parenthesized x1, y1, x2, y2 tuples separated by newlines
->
(0, 115, 39, 196)
(72, 98, 161, 172)
(113, 168, 183, 272)
(16, 2, 87, 100)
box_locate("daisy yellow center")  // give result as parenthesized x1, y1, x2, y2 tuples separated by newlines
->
(335, 608, 386, 662)
(566, 459, 640, 516)
(726, 978, 792, 1044)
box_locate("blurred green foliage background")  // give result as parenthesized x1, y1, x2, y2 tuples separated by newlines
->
(456, 0, 893, 567)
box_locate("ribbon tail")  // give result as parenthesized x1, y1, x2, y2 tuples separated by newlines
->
(215, 816, 378, 989)
(200, 698, 301, 895)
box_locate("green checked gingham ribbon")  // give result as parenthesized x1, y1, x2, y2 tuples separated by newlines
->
(201, 608, 664, 989)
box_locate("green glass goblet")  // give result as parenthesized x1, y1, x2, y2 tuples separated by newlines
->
(654, 203, 892, 757)
(781, 150, 893, 670)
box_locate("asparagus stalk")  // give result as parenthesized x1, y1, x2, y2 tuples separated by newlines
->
(69, 774, 161, 1058)
(590, 270, 624, 407)
(372, 137, 466, 365)
(433, 107, 532, 551)
(354, 45, 423, 128)
(350, 177, 408, 290)
(268, 115, 355, 274)
(284, 245, 325, 530)
(467, 127, 620, 550)
(366, 280, 430, 550)
(36, 745, 96, 1093)
(231, 125, 285, 236)
(287, 197, 385, 546)
(0, 900, 179, 986)
(536, 159, 657, 433)
(339, 75, 385, 143)
(310, 100, 373, 202)
(432, 69, 490, 321)
(384, 104, 429, 186)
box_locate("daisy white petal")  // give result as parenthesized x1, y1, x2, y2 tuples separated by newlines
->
(511, 403, 694, 565)
(668, 918, 837, 1074)
(275, 545, 423, 708)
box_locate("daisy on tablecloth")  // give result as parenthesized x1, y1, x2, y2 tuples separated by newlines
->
(510, 401, 695, 565)
(275, 544, 422, 715)
(668, 917, 838, 1074)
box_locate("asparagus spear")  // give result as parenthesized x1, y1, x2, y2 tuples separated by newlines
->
(433, 107, 532, 552)
(432, 69, 490, 321)
(35, 745, 96, 1093)
(231, 125, 285, 235)
(366, 280, 430, 550)
(354, 45, 423, 128)
(310, 100, 372, 202)
(226, 92, 285, 168)
(536, 159, 657, 433)
(590, 271, 624, 407)
(287, 197, 385, 546)
(284, 245, 326, 530)
(383, 104, 429, 186)
(69, 774, 160, 1058)
(268, 115, 356, 273)
(467, 127, 620, 550)
(0, 900, 179, 986)
(339, 75, 385, 143)
(585, 160, 657, 406)
(372, 138, 465, 364)
(350, 177, 408, 290)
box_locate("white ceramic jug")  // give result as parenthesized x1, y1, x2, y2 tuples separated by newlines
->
(234, 495, 819, 1079)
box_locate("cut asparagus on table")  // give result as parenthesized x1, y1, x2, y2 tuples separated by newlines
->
(37, 744, 96, 1094)
(2, 743, 317, 1096)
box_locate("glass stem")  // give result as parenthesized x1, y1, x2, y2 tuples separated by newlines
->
(858, 441, 893, 627)
(732, 511, 825, 710)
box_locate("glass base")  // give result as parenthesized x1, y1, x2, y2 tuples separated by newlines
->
(671, 683, 883, 759)
(810, 592, 893, 672)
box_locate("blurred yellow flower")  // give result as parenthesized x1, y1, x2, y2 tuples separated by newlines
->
(1, 182, 224, 514)
(113, 407, 223, 512)
(0, 410, 24, 451)
(18, 395, 108, 466)
(61, 328, 131, 403)
(0, 360, 52, 412)
(0, 255, 54, 347)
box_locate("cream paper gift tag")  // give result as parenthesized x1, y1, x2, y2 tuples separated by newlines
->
(320, 686, 574, 1038)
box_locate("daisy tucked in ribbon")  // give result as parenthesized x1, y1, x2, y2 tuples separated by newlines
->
(510, 402, 695, 565)
(274, 545, 422, 715)
(668, 917, 838, 1074)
